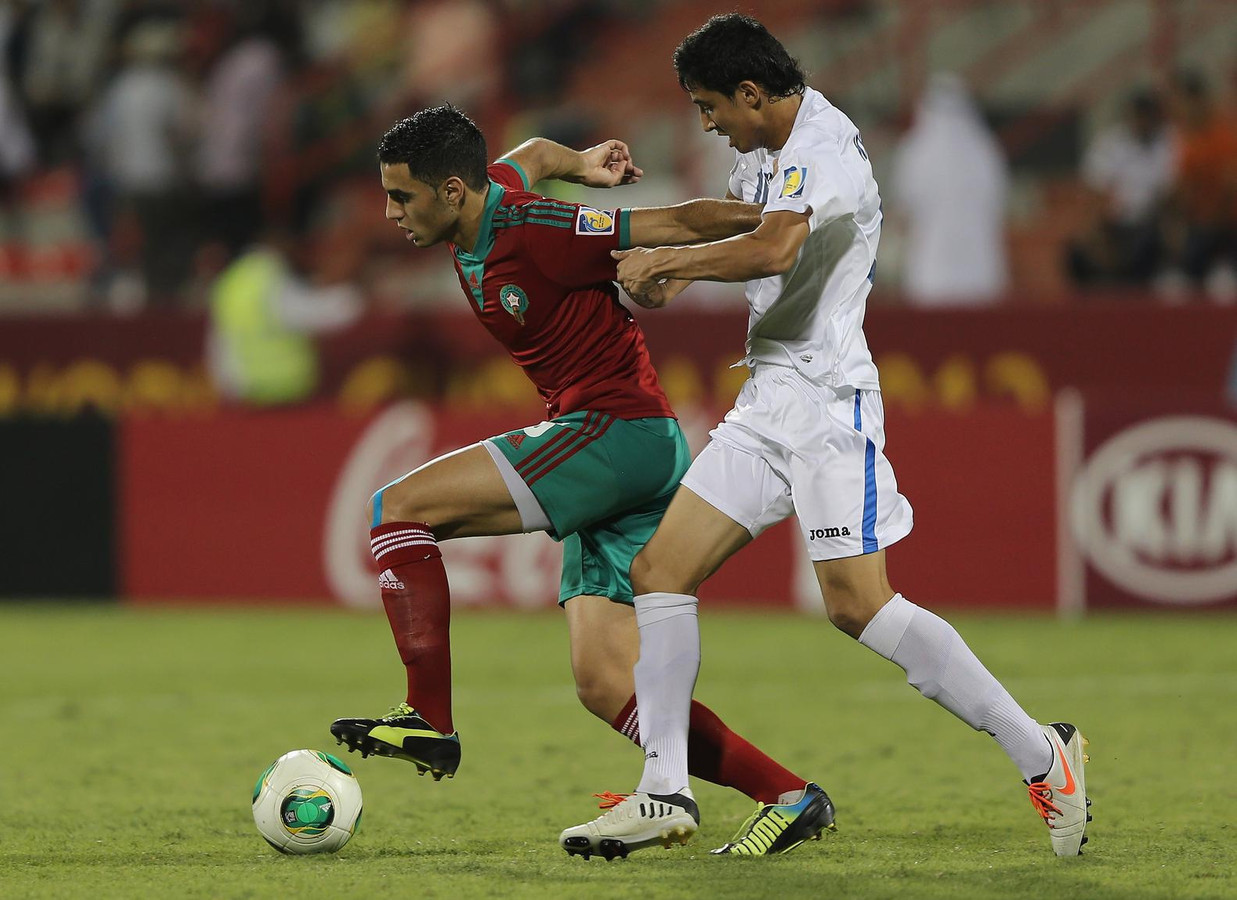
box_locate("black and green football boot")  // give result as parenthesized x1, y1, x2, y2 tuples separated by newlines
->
(711, 782, 837, 855)
(330, 702, 461, 780)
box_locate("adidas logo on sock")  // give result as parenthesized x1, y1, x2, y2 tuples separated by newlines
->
(379, 569, 406, 590)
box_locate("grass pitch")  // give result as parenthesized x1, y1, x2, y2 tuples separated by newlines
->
(1, 604, 1234, 899)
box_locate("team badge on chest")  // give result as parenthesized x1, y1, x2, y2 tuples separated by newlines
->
(498, 283, 529, 325)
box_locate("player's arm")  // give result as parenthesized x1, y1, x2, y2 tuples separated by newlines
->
(614, 210, 811, 307)
(625, 198, 762, 247)
(500, 137, 642, 189)
(620, 190, 749, 307)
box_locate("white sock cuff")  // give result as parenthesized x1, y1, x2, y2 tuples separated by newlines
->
(858, 592, 914, 658)
(634, 591, 698, 628)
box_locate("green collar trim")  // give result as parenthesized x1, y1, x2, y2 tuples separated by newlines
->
(452, 180, 506, 311)
(452, 181, 506, 264)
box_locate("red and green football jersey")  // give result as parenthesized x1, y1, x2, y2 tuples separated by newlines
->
(446, 160, 674, 420)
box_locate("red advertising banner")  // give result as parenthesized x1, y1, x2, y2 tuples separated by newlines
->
(119, 402, 1057, 612)
(1059, 395, 1237, 611)
(5, 302, 1237, 418)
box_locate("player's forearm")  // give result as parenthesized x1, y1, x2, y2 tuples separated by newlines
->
(627, 200, 761, 247)
(666, 199, 763, 242)
(503, 138, 585, 186)
(646, 232, 794, 283)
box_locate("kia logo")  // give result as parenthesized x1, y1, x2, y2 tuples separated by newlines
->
(1070, 416, 1237, 604)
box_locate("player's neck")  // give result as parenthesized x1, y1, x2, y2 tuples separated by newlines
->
(763, 93, 804, 153)
(451, 183, 491, 254)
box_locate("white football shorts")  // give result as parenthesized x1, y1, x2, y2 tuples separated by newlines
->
(681, 364, 914, 561)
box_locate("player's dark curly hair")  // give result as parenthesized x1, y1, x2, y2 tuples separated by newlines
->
(673, 14, 806, 100)
(378, 104, 488, 192)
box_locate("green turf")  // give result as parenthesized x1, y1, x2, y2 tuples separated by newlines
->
(1, 605, 1234, 899)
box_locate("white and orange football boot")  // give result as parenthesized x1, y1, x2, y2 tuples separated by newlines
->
(1026, 722, 1091, 856)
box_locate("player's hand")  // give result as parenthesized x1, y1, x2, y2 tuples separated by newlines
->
(575, 140, 643, 188)
(612, 248, 669, 306)
(622, 280, 675, 309)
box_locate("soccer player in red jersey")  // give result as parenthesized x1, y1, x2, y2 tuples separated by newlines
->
(329, 104, 834, 851)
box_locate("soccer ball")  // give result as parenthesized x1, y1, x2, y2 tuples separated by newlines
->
(252, 749, 363, 854)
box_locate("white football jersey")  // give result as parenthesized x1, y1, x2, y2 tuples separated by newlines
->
(728, 87, 881, 388)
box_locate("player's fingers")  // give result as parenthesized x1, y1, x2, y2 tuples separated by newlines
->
(611, 249, 630, 259)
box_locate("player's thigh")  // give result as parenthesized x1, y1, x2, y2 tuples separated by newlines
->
(489, 413, 689, 540)
(564, 593, 638, 719)
(630, 485, 755, 596)
(373, 443, 522, 538)
(630, 439, 791, 595)
(812, 550, 895, 636)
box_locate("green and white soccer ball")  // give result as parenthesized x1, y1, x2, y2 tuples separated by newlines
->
(252, 749, 363, 854)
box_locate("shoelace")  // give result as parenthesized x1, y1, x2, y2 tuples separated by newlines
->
(1027, 782, 1061, 825)
(381, 702, 416, 721)
(594, 791, 630, 810)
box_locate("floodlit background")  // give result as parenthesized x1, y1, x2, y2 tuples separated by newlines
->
(1, 0, 1235, 610)
(1, 4, 1236, 897)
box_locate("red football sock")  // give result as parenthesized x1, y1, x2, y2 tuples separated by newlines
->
(370, 522, 453, 735)
(611, 694, 804, 804)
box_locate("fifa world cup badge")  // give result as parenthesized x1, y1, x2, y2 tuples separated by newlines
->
(499, 284, 529, 325)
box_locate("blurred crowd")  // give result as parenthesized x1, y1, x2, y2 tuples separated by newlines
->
(0, 0, 1235, 315)
(0, 0, 641, 313)
(1064, 69, 1237, 302)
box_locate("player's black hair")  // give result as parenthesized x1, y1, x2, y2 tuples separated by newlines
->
(673, 14, 806, 100)
(378, 104, 488, 192)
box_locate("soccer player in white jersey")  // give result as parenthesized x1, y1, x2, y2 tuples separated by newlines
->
(559, 14, 1090, 860)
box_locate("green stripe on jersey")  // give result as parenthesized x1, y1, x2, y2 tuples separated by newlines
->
(524, 217, 575, 228)
(528, 198, 576, 212)
(526, 204, 576, 220)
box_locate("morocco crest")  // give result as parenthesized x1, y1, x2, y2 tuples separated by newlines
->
(498, 284, 529, 325)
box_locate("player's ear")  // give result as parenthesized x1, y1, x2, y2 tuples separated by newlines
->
(736, 81, 762, 109)
(441, 176, 467, 211)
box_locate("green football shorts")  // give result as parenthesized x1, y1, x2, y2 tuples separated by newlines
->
(485, 412, 690, 606)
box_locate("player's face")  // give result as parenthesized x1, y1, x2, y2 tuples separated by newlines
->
(381, 163, 455, 247)
(688, 86, 760, 153)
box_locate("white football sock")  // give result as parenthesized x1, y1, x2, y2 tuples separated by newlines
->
(859, 594, 1053, 781)
(632, 591, 699, 797)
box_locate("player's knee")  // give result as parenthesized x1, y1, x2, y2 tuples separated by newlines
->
(823, 584, 889, 637)
(573, 670, 624, 722)
(825, 601, 872, 638)
(374, 478, 437, 529)
(630, 547, 693, 596)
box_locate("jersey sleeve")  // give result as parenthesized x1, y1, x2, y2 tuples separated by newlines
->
(521, 202, 632, 288)
(489, 160, 531, 191)
(763, 129, 861, 230)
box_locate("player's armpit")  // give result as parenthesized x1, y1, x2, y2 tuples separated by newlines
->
(626, 200, 762, 248)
